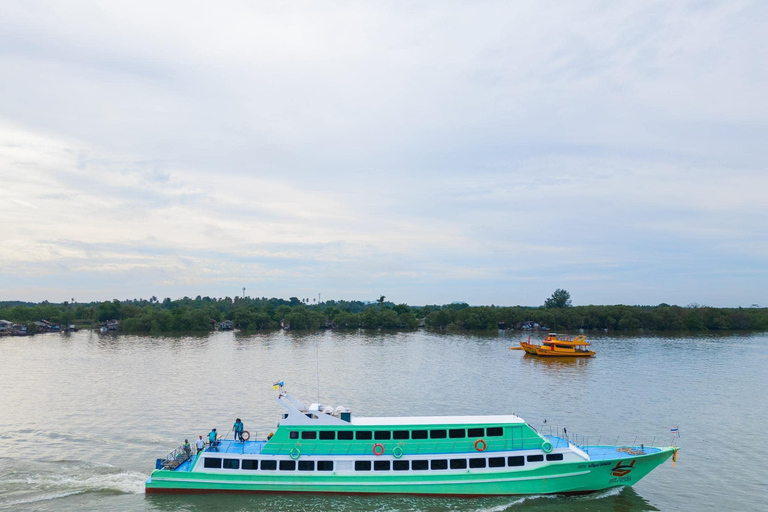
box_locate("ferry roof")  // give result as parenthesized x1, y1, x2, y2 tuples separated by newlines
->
(351, 414, 525, 426)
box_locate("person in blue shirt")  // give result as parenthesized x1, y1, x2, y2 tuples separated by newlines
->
(208, 428, 218, 450)
(233, 418, 244, 442)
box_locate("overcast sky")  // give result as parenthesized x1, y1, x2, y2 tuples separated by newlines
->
(1, 1, 766, 307)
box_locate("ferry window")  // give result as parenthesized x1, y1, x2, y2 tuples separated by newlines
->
(261, 460, 277, 470)
(337, 431, 353, 440)
(317, 461, 334, 471)
(431, 459, 448, 470)
(393, 460, 409, 471)
(411, 460, 428, 470)
(289, 431, 299, 439)
(412, 430, 428, 439)
(488, 457, 505, 468)
(356, 431, 373, 440)
(469, 458, 486, 468)
(298, 460, 315, 471)
(430, 430, 447, 439)
(242, 460, 258, 470)
(467, 428, 484, 438)
(301, 431, 317, 440)
(449, 429, 465, 439)
(355, 461, 371, 471)
(223, 459, 240, 470)
(374, 431, 391, 440)
(546, 453, 564, 461)
(507, 456, 524, 467)
(393, 430, 409, 440)
(319, 431, 335, 440)
(527, 455, 544, 463)
(204, 457, 222, 469)
(487, 427, 504, 437)
(280, 460, 296, 471)
(450, 459, 467, 469)
(374, 460, 390, 471)
(557, 345, 570, 349)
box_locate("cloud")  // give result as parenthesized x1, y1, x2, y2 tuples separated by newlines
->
(0, 1, 766, 306)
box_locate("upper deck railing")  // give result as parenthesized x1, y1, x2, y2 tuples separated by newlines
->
(541, 425, 678, 457)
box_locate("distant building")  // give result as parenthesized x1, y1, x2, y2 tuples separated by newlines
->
(34, 320, 54, 332)
(0, 320, 13, 333)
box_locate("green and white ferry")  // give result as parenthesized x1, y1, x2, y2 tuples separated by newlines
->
(145, 383, 677, 495)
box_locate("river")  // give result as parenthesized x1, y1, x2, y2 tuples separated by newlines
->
(0, 330, 765, 511)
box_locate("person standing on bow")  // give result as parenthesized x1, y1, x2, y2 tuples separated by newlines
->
(233, 418, 244, 442)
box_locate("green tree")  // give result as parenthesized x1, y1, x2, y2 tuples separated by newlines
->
(398, 311, 419, 329)
(544, 289, 572, 309)
(361, 307, 380, 329)
(379, 309, 399, 329)
(334, 311, 359, 328)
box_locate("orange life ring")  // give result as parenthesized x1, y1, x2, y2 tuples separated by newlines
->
(373, 443, 385, 456)
(474, 439, 487, 451)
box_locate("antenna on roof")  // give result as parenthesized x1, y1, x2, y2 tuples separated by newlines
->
(316, 336, 321, 403)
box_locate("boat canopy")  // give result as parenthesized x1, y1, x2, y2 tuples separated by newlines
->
(276, 393, 525, 427)
(352, 414, 526, 426)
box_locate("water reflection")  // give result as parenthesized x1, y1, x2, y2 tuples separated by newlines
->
(145, 486, 658, 512)
(518, 353, 592, 376)
(91, 331, 213, 350)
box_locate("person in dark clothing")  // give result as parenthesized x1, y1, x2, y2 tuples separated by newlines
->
(233, 418, 244, 442)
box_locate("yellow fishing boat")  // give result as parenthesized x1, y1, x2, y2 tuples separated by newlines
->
(513, 334, 595, 357)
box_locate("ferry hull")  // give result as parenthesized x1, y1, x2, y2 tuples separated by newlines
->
(145, 447, 674, 496)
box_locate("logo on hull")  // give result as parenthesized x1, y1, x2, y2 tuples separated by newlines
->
(611, 459, 636, 477)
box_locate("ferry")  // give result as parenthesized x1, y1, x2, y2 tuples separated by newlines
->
(145, 383, 675, 495)
(515, 334, 595, 357)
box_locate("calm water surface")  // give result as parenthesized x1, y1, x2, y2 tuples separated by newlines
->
(1, 330, 765, 511)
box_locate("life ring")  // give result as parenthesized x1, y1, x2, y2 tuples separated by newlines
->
(289, 447, 301, 460)
(241, 430, 250, 441)
(373, 443, 385, 456)
(474, 439, 487, 452)
(541, 441, 553, 453)
(392, 445, 404, 458)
